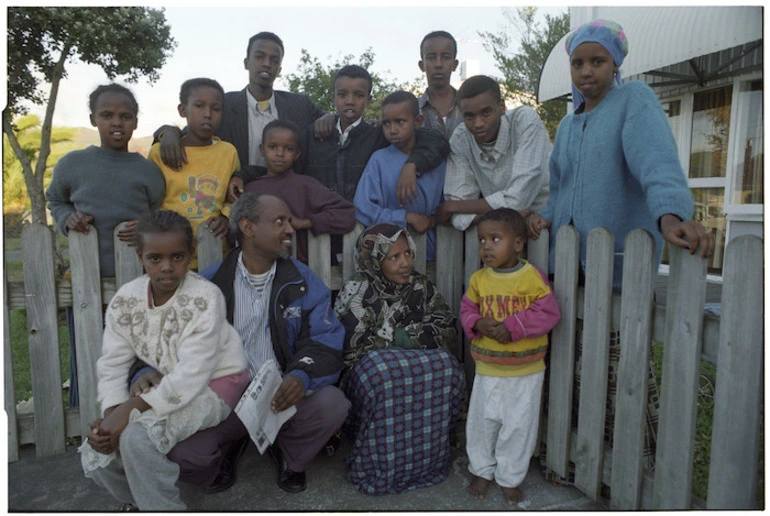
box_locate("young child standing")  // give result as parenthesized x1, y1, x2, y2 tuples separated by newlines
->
(80, 210, 247, 511)
(353, 91, 446, 261)
(149, 78, 240, 269)
(459, 208, 560, 506)
(243, 119, 356, 263)
(46, 83, 166, 407)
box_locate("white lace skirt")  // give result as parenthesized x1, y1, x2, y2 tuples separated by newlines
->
(80, 387, 231, 475)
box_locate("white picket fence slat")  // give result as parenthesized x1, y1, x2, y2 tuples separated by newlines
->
(653, 244, 709, 509)
(574, 228, 614, 500)
(706, 235, 764, 509)
(610, 230, 656, 509)
(20, 224, 65, 457)
(545, 225, 579, 478)
(68, 229, 104, 440)
(4, 267, 19, 462)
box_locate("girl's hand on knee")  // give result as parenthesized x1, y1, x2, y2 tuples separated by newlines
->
(87, 418, 113, 454)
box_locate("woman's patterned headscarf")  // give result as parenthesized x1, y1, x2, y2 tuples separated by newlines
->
(334, 223, 455, 379)
(355, 223, 417, 282)
(565, 19, 629, 110)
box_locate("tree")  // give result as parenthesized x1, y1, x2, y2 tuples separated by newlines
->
(3, 114, 76, 212)
(4, 7, 176, 224)
(284, 48, 422, 120)
(479, 7, 570, 140)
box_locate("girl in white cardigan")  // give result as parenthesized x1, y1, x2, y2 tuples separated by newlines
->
(80, 210, 247, 511)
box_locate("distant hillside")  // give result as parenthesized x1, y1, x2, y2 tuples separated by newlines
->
(72, 127, 154, 157)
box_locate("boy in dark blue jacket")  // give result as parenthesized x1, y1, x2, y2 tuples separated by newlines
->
(297, 65, 449, 205)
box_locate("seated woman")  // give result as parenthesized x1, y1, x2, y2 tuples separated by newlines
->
(334, 223, 465, 495)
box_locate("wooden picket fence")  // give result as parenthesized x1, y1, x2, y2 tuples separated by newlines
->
(4, 222, 763, 509)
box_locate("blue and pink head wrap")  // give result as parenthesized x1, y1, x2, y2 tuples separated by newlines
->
(565, 19, 629, 109)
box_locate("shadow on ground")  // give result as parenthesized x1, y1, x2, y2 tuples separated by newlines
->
(8, 437, 607, 512)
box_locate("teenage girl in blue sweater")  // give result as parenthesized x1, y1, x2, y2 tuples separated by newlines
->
(528, 20, 713, 276)
(527, 20, 714, 486)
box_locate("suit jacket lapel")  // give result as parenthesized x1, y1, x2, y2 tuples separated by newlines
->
(229, 88, 250, 167)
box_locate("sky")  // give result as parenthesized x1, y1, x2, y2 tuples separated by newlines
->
(14, 2, 568, 137)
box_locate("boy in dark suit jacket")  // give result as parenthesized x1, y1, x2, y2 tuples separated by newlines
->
(297, 64, 449, 204)
(152, 32, 334, 193)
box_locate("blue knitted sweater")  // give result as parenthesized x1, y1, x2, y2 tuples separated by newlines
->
(540, 81, 693, 288)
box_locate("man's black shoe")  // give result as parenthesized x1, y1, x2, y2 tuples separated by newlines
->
(267, 443, 307, 493)
(279, 469, 306, 493)
(204, 436, 250, 494)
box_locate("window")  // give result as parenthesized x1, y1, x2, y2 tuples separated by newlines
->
(730, 79, 763, 204)
(689, 86, 732, 179)
(691, 187, 726, 273)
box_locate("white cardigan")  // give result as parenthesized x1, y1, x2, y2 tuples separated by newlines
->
(97, 271, 246, 417)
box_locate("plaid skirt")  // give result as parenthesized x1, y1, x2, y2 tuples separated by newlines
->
(541, 319, 660, 484)
(344, 348, 465, 495)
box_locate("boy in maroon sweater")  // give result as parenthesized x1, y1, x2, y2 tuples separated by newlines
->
(244, 119, 356, 263)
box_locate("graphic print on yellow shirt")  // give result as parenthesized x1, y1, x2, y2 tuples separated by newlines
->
(149, 138, 239, 269)
(466, 261, 551, 377)
(179, 174, 222, 220)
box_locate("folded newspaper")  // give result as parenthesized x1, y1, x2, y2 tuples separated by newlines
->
(235, 360, 296, 454)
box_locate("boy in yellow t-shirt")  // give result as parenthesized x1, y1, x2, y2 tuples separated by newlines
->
(459, 208, 560, 506)
(149, 78, 239, 269)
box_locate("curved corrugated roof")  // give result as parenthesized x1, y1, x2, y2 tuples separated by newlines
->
(537, 6, 763, 102)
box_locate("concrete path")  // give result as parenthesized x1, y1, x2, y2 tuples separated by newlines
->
(8, 438, 607, 512)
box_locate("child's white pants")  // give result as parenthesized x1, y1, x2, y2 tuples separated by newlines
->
(465, 371, 544, 488)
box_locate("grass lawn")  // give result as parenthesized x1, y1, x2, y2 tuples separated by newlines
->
(6, 233, 71, 405)
(5, 235, 22, 252)
(8, 309, 71, 406)
(5, 261, 24, 282)
(4, 231, 69, 282)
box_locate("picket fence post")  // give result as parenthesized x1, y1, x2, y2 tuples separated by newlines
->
(653, 244, 708, 509)
(574, 227, 614, 500)
(21, 223, 65, 457)
(545, 225, 579, 478)
(610, 229, 656, 509)
(707, 235, 764, 509)
(68, 227, 104, 439)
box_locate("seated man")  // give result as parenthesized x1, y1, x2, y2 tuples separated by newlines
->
(437, 75, 551, 230)
(130, 193, 350, 494)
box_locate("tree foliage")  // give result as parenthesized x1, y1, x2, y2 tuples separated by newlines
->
(3, 115, 76, 212)
(4, 7, 176, 224)
(284, 48, 422, 120)
(479, 7, 570, 140)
